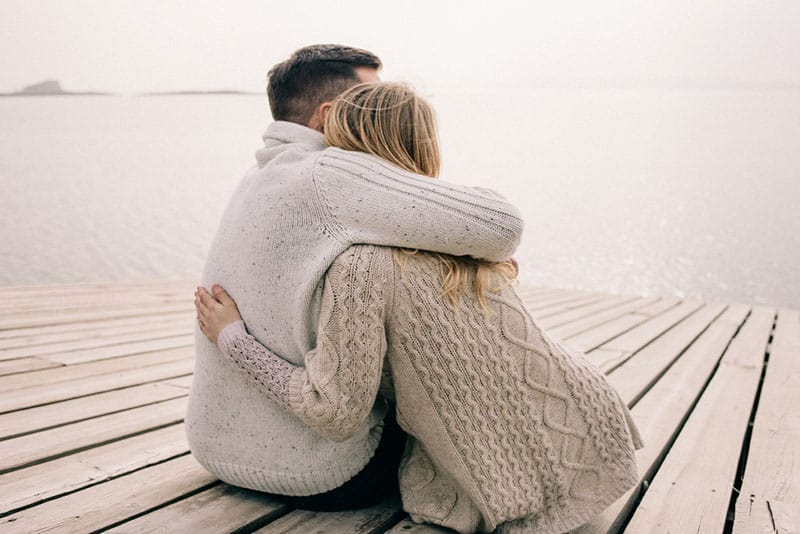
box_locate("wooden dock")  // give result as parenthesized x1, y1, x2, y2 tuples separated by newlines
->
(0, 279, 797, 533)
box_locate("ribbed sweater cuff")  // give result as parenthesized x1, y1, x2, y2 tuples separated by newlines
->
(217, 320, 247, 352)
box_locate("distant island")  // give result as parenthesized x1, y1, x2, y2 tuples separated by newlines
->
(2, 79, 262, 97)
(0, 79, 112, 97)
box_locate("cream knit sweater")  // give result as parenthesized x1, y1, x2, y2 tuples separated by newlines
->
(186, 121, 524, 497)
(217, 245, 644, 533)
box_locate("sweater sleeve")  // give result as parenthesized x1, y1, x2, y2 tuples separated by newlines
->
(312, 148, 524, 262)
(217, 320, 296, 410)
(288, 245, 392, 442)
(215, 245, 392, 443)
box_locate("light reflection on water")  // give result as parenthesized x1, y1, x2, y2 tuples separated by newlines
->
(1, 90, 798, 307)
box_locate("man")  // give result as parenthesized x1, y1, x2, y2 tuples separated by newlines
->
(186, 44, 524, 508)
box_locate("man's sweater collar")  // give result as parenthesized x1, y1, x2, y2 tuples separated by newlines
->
(256, 121, 325, 168)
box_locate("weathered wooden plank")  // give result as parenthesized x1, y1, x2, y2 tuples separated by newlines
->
(107, 483, 288, 533)
(0, 357, 61, 376)
(0, 292, 192, 316)
(0, 397, 187, 472)
(586, 348, 629, 372)
(0, 357, 193, 413)
(572, 304, 750, 534)
(254, 497, 405, 534)
(0, 424, 188, 514)
(0, 303, 192, 331)
(515, 286, 561, 301)
(526, 291, 600, 313)
(0, 346, 191, 393)
(0, 312, 189, 343)
(599, 299, 705, 353)
(566, 299, 701, 354)
(0, 278, 193, 294)
(384, 518, 453, 533)
(605, 303, 728, 402)
(0, 379, 189, 438)
(537, 295, 637, 330)
(0, 323, 191, 360)
(0, 281, 195, 306)
(733, 309, 800, 534)
(41, 334, 194, 365)
(633, 296, 683, 316)
(532, 294, 607, 319)
(548, 296, 661, 340)
(624, 307, 774, 533)
(0, 454, 215, 533)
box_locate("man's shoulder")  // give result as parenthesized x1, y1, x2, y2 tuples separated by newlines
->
(313, 147, 408, 179)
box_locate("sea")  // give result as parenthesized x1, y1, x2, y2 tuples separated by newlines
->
(1, 89, 798, 307)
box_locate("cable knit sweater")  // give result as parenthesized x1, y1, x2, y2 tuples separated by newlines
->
(216, 245, 644, 533)
(186, 121, 524, 497)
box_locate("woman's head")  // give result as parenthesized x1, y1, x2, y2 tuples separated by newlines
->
(325, 82, 515, 309)
(324, 82, 441, 178)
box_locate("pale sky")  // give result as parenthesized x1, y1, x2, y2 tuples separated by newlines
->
(1, 0, 798, 94)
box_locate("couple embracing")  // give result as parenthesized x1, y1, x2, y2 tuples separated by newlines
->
(187, 44, 643, 534)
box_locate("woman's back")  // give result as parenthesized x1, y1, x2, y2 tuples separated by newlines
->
(376, 246, 643, 533)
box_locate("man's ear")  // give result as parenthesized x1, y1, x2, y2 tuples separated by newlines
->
(320, 102, 333, 125)
(308, 102, 333, 133)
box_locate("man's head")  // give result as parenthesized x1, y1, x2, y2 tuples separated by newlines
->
(267, 44, 382, 130)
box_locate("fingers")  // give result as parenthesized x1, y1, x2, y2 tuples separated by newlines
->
(211, 284, 235, 306)
(195, 287, 220, 311)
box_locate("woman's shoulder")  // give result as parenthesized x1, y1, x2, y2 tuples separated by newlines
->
(329, 245, 394, 279)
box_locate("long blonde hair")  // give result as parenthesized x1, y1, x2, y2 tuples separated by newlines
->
(324, 82, 516, 309)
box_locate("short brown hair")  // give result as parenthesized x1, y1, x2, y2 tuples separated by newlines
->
(267, 44, 382, 125)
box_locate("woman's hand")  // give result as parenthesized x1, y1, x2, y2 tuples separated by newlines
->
(194, 284, 242, 344)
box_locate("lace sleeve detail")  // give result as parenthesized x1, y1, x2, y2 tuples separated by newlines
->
(217, 320, 295, 410)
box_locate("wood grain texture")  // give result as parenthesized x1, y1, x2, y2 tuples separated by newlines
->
(0, 379, 188, 437)
(0, 397, 187, 472)
(0, 424, 188, 514)
(573, 304, 751, 533)
(254, 498, 405, 534)
(733, 309, 800, 534)
(106, 483, 287, 534)
(0, 454, 215, 533)
(0, 280, 795, 534)
(624, 307, 774, 533)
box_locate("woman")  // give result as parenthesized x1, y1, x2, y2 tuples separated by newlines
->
(195, 82, 643, 534)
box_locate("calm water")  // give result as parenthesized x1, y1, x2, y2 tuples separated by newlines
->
(1, 90, 798, 307)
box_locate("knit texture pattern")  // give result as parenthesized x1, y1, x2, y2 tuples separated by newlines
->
(217, 320, 293, 411)
(214, 244, 643, 532)
(391, 250, 642, 533)
(288, 245, 390, 442)
(186, 121, 524, 496)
